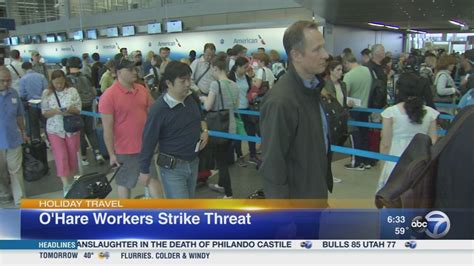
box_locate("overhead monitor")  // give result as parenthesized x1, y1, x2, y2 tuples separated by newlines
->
(23, 35, 32, 44)
(73, 30, 84, 40)
(32, 35, 42, 43)
(46, 34, 56, 43)
(122, 25, 135, 37)
(3, 37, 11, 45)
(56, 32, 67, 42)
(166, 20, 182, 33)
(86, 29, 97, 40)
(106, 27, 119, 37)
(10, 36, 19, 45)
(147, 23, 161, 34)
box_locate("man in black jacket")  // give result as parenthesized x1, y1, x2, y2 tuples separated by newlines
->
(435, 105, 474, 239)
(259, 21, 332, 202)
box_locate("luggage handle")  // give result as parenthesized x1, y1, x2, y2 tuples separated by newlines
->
(106, 163, 123, 185)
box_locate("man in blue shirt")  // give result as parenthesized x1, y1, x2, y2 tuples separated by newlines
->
(0, 66, 28, 206)
(19, 62, 48, 141)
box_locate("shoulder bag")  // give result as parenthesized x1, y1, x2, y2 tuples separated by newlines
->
(205, 81, 230, 145)
(53, 90, 84, 133)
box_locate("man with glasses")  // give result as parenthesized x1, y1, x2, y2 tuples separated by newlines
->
(99, 58, 161, 199)
(190, 43, 216, 95)
(0, 66, 27, 206)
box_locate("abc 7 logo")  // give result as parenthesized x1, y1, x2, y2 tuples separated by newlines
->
(410, 216, 428, 233)
(411, 211, 451, 239)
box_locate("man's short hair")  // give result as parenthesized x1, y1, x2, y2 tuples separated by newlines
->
(68, 56, 82, 69)
(342, 53, 357, 64)
(203, 43, 216, 52)
(231, 44, 247, 56)
(361, 48, 371, 56)
(21, 62, 33, 70)
(163, 61, 192, 85)
(371, 44, 384, 56)
(10, 50, 20, 59)
(114, 58, 135, 71)
(464, 49, 474, 65)
(160, 47, 171, 53)
(92, 53, 100, 61)
(120, 48, 127, 53)
(283, 20, 319, 59)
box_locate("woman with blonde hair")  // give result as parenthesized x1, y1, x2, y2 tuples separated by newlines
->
(41, 70, 82, 196)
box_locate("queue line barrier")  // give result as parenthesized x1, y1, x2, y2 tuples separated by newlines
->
(232, 109, 447, 135)
(33, 104, 455, 163)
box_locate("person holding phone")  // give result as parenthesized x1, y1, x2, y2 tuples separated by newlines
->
(41, 70, 82, 196)
(139, 61, 208, 199)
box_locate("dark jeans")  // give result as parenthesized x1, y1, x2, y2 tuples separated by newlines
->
(350, 112, 373, 166)
(232, 112, 258, 158)
(80, 105, 100, 157)
(25, 106, 42, 141)
(214, 142, 232, 197)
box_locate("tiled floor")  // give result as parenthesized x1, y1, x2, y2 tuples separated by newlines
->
(0, 142, 382, 209)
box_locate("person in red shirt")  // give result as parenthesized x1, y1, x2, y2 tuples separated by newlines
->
(99, 58, 161, 199)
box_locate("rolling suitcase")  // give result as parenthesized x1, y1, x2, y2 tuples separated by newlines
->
(65, 165, 122, 199)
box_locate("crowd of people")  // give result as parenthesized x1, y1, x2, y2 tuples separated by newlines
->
(1, 20, 473, 206)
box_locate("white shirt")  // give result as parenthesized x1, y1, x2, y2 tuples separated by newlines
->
(164, 91, 192, 109)
(7, 59, 25, 93)
(41, 87, 82, 138)
(255, 67, 275, 89)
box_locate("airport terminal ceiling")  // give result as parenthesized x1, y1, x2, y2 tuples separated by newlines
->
(2, 0, 474, 32)
(300, 0, 474, 32)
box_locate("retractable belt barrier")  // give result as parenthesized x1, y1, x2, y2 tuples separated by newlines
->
(34, 103, 462, 163)
(349, 107, 455, 121)
(233, 109, 448, 136)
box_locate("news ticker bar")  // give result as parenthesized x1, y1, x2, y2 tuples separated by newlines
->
(0, 240, 472, 250)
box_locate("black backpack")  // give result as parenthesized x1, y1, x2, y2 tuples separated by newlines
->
(67, 72, 96, 106)
(368, 69, 387, 109)
(22, 147, 45, 182)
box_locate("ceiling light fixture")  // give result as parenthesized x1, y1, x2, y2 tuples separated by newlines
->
(368, 22, 385, 27)
(408, 29, 427, 34)
(449, 20, 465, 27)
(385, 25, 400, 30)
(368, 22, 400, 30)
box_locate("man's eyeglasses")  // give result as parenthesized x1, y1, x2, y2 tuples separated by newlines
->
(0, 79, 12, 83)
